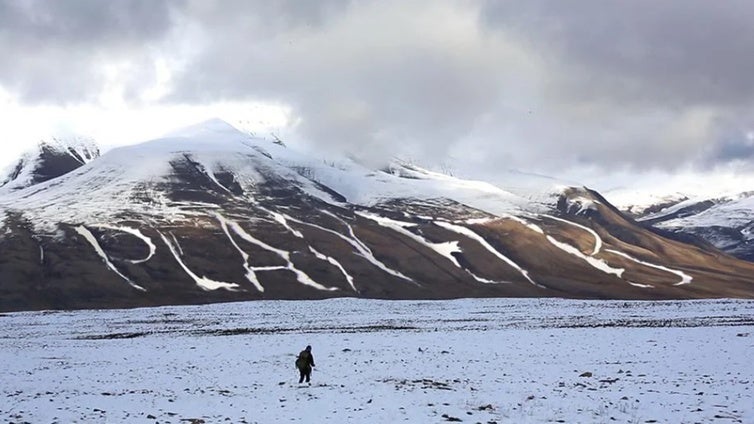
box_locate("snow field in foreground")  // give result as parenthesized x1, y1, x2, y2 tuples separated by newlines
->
(1, 298, 752, 423)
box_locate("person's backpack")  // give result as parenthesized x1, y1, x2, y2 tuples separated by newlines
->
(295, 351, 308, 370)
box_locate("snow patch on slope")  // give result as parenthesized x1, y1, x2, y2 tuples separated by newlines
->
(358, 212, 516, 284)
(286, 212, 415, 283)
(606, 249, 692, 286)
(158, 231, 240, 291)
(435, 221, 541, 287)
(358, 212, 462, 268)
(308, 246, 357, 292)
(74, 226, 146, 291)
(565, 196, 600, 215)
(546, 236, 624, 278)
(505, 215, 545, 234)
(216, 215, 265, 292)
(256, 206, 305, 238)
(216, 214, 339, 292)
(544, 215, 602, 255)
(95, 225, 156, 264)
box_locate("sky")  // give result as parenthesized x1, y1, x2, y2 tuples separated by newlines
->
(1, 0, 754, 201)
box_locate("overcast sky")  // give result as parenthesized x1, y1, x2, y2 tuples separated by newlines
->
(1, 0, 753, 198)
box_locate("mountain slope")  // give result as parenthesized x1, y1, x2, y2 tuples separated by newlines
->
(1, 119, 752, 311)
(1, 136, 99, 192)
(632, 192, 754, 261)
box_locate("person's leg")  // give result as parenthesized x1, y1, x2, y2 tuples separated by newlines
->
(299, 370, 305, 384)
(305, 369, 311, 383)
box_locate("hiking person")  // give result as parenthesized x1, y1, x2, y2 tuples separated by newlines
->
(295, 345, 315, 384)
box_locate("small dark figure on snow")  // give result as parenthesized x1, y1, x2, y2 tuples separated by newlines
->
(295, 345, 315, 384)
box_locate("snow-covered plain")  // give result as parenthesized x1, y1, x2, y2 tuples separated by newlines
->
(1, 298, 752, 424)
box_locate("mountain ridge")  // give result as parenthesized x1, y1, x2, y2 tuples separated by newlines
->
(629, 191, 754, 261)
(1, 119, 752, 311)
(1, 135, 99, 192)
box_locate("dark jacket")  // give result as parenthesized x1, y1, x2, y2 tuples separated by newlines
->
(296, 349, 315, 371)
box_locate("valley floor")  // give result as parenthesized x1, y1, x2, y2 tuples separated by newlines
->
(1, 298, 753, 423)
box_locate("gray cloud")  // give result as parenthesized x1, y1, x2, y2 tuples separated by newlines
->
(0, 0, 180, 102)
(2, 0, 754, 177)
(170, 1, 544, 167)
(710, 139, 754, 164)
(469, 0, 754, 173)
(184, 0, 351, 33)
(480, 0, 754, 108)
(167, 0, 754, 173)
(701, 113, 754, 169)
(0, 0, 176, 46)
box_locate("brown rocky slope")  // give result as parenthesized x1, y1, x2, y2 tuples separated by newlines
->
(1, 120, 752, 311)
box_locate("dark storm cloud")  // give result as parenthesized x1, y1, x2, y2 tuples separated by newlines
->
(0, 0, 180, 102)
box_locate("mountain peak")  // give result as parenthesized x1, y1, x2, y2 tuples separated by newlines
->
(0, 135, 100, 191)
(164, 118, 243, 139)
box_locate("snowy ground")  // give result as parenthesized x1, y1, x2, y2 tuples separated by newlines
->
(1, 298, 753, 424)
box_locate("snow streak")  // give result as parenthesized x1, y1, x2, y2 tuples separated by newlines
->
(566, 196, 600, 215)
(215, 214, 338, 292)
(358, 212, 462, 267)
(195, 158, 232, 194)
(606, 249, 693, 286)
(286, 213, 415, 283)
(95, 225, 156, 264)
(629, 282, 655, 288)
(504, 215, 545, 235)
(309, 247, 357, 292)
(255, 206, 305, 238)
(435, 221, 541, 287)
(158, 231, 240, 291)
(74, 226, 146, 291)
(217, 215, 265, 292)
(546, 236, 624, 278)
(540, 216, 687, 286)
(544, 215, 602, 255)
(359, 212, 504, 284)
(169, 232, 183, 256)
(207, 172, 232, 194)
(540, 215, 628, 280)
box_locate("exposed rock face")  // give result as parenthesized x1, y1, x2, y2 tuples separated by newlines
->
(1, 120, 752, 311)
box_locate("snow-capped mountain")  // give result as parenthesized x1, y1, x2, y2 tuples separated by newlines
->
(1, 119, 752, 311)
(610, 192, 690, 218)
(633, 191, 754, 261)
(0, 135, 99, 192)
